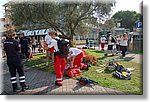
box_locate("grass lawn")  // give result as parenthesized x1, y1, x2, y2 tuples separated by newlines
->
(24, 53, 54, 73)
(24, 49, 143, 95)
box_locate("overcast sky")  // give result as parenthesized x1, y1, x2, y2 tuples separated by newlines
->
(0, 0, 143, 18)
(112, 0, 142, 15)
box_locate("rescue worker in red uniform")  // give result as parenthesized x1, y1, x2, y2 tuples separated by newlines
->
(42, 31, 69, 86)
(4, 30, 29, 92)
(68, 48, 88, 70)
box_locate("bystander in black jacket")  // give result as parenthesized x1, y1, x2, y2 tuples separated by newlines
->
(20, 35, 30, 59)
(4, 30, 29, 92)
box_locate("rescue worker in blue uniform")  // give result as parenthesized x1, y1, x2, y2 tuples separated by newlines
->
(4, 30, 29, 92)
(20, 33, 30, 59)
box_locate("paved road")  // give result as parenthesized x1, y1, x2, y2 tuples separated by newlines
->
(0, 58, 127, 95)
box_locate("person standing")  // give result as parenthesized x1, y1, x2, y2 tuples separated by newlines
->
(120, 33, 128, 57)
(20, 33, 30, 59)
(28, 44, 33, 60)
(42, 31, 69, 86)
(45, 32, 53, 66)
(104, 34, 114, 56)
(100, 35, 106, 51)
(4, 30, 29, 92)
(37, 37, 44, 53)
(116, 35, 121, 54)
(86, 38, 89, 48)
(31, 37, 37, 53)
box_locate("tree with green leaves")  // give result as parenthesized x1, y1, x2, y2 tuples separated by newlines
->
(103, 18, 116, 31)
(8, 0, 115, 41)
(112, 10, 141, 30)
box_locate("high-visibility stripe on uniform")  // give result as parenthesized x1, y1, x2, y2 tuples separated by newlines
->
(57, 81, 62, 84)
(10, 77, 17, 84)
(19, 76, 25, 79)
(57, 78, 62, 83)
(11, 81, 17, 83)
(19, 80, 25, 82)
(19, 76, 25, 83)
(10, 77, 16, 80)
(57, 80, 63, 85)
(56, 78, 62, 81)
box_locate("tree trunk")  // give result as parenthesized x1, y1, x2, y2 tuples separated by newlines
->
(69, 29, 76, 47)
(70, 29, 74, 41)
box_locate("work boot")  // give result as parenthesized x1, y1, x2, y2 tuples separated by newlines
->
(55, 81, 62, 86)
(21, 85, 29, 91)
(13, 86, 20, 92)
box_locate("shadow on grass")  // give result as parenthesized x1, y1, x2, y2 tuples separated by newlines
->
(112, 74, 124, 80)
(112, 74, 131, 80)
(88, 49, 106, 54)
(24, 57, 54, 73)
(98, 56, 135, 63)
(98, 56, 108, 60)
(123, 57, 135, 62)
(103, 69, 114, 74)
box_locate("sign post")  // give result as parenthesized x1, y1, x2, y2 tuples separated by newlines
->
(136, 21, 143, 29)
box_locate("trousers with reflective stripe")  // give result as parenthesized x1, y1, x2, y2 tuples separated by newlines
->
(7, 56, 25, 87)
(10, 76, 25, 87)
(54, 55, 66, 84)
(10, 77, 17, 85)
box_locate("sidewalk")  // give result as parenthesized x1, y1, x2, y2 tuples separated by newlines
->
(76, 45, 143, 64)
(125, 53, 142, 64)
(0, 58, 127, 95)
